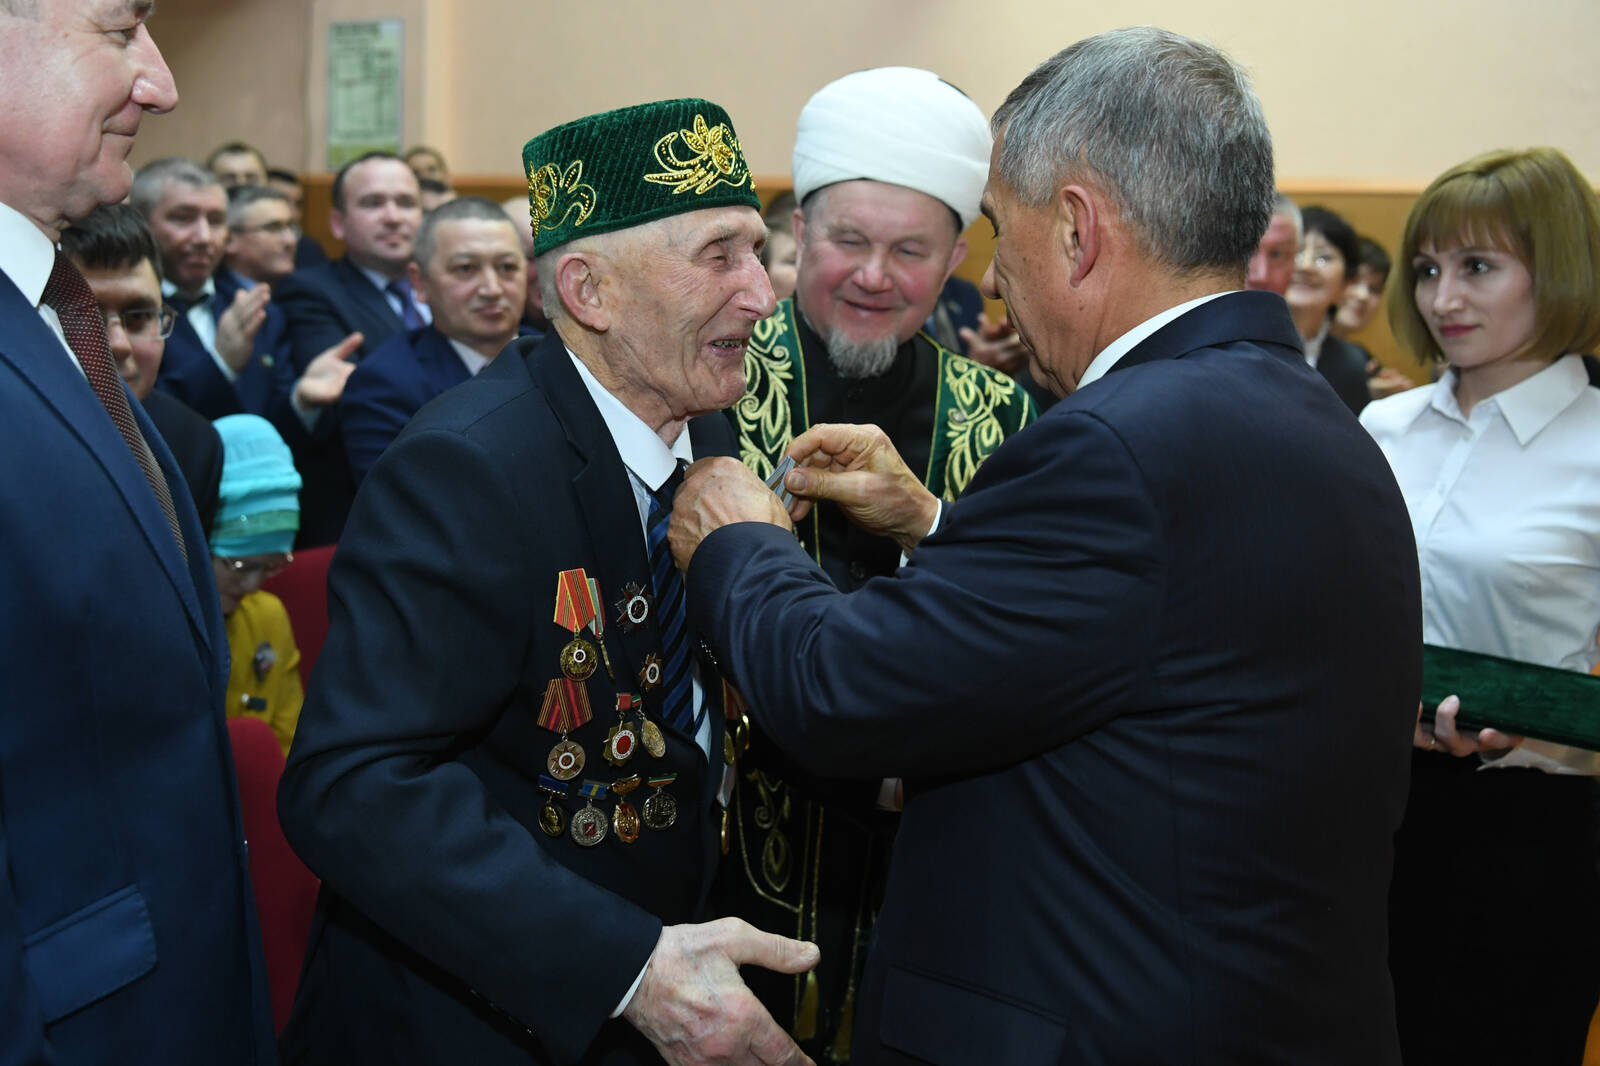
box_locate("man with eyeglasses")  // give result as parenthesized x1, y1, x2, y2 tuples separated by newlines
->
(60, 201, 225, 533)
(224, 184, 297, 287)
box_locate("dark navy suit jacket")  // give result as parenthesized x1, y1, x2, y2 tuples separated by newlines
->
(279, 332, 733, 1065)
(688, 292, 1421, 1066)
(1317, 332, 1373, 415)
(275, 257, 408, 546)
(142, 388, 223, 536)
(153, 270, 290, 421)
(341, 324, 473, 488)
(0, 267, 275, 1063)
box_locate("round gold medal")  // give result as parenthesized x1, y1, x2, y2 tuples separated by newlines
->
(560, 638, 598, 681)
(639, 719, 666, 758)
(643, 789, 678, 831)
(538, 797, 566, 838)
(613, 800, 641, 843)
(547, 739, 585, 781)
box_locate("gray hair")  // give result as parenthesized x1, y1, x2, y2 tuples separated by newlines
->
(1272, 191, 1302, 240)
(225, 184, 289, 228)
(129, 157, 221, 219)
(992, 27, 1274, 275)
(413, 195, 521, 274)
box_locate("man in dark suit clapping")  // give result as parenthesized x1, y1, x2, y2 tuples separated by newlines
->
(671, 27, 1420, 1066)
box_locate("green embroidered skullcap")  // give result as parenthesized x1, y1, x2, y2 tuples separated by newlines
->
(521, 98, 760, 256)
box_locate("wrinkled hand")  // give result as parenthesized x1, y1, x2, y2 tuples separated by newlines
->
(1368, 361, 1415, 400)
(1414, 695, 1522, 758)
(216, 284, 273, 373)
(669, 457, 793, 571)
(622, 918, 819, 1066)
(782, 423, 938, 555)
(958, 312, 1027, 376)
(292, 332, 364, 409)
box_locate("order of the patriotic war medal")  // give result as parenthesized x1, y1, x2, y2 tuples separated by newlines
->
(560, 637, 598, 681)
(547, 738, 585, 781)
(611, 774, 642, 844)
(639, 653, 664, 692)
(571, 780, 610, 847)
(643, 773, 679, 831)
(615, 581, 651, 633)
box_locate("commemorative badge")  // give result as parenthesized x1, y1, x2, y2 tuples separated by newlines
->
(554, 569, 603, 681)
(611, 774, 642, 844)
(603, 693, 640, 767)
(571, 779, 610, 847)
(537, 773, 571, 838)
(614, 581, 651, 634)
(643, 773, 679, 831)
(538, 676, 593, 781)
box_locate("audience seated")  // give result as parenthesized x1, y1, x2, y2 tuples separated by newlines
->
(212, 413, 307, 757)
(60, 203, 224, 533)
(342, 196, 525, 486)
(1336, 235, 1414, 401)
(224, 185, 298, 287)
(274, 151, 422, 545)
(132, 158, 288, 420)
(1286, 204, 1371, 414)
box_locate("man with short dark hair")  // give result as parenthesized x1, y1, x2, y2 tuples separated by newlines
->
(60, 202, 224, 532)
(276, 150, 426, 545)
(673, 28, 1420, 1064)
(341, 195, 526, 485)
(0, 2, 276, 1060)
(207, 140, 268, 189)
(280, 98, 818, 1066)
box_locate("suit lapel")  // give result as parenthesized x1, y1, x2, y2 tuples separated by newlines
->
(1109, 290, 1304, 375)
(418, 327, 472, 393)
(332, 257, 405, 349)
(0, 271, 215, 658)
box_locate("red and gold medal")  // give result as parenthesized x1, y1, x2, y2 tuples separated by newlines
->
(611, 774, 642, 844)
(539, 676, 593, 781)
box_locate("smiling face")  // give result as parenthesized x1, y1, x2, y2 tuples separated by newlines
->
(1412, 238, 1538, 374)
(0, 0, 179, 237)
(330, 157, 422, 277)
(413, 217, 525, 358)
(1335, 262, 1386, 334)
(792, 180, 965, 364)
(148, 180, 228, 294)
(1285, 229, 1348, 335)
(590, 205, 775, 431)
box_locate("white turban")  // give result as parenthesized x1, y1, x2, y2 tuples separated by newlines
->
(791, 67, 992, 230)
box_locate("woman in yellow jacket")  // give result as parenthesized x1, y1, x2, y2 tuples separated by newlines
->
(211, 414, 304, 756)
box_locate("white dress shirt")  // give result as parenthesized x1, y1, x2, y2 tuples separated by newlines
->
(1361, 355, 1600, 773)
(446, 336, 491, 377)
(356, 263, 432, 326)
(162, 276, 234, 382)
(0, 200, 78, 373)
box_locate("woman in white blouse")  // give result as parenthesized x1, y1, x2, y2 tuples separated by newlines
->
(1361, 146, 1600, 1066)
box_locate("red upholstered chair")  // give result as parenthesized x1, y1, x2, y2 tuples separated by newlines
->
(226, 716, 319, 1033)
(261, 544, 335, 683)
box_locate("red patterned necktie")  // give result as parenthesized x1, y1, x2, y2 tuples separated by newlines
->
(42, 252, 187, 560)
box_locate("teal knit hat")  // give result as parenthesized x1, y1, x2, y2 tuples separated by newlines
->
(211, 414, 301, 557)
(521, 98, 760, 256)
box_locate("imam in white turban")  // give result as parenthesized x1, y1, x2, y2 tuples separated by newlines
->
(791, 66, 992, 230)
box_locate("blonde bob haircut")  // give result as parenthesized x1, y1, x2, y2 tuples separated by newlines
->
(1386, 146, 1600, 365)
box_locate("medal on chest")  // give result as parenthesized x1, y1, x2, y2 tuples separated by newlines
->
(538, 676, 592, 781)
(643, 773, 679, 831)
(611, 774, 642, 844)
(571, 780, 610, 847)
(536, 773, 571, 838)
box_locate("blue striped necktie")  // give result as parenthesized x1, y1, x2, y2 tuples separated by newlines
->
(646, 459, 698, 735)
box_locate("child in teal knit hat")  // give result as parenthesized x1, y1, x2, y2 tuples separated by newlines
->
(212, 414, 304, 756)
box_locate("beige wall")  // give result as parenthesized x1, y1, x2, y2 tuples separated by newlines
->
(137, 0, 1597, 183)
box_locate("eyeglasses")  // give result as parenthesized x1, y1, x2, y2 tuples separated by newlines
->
(232, 220, 295, 237)
(214, 553, 293, 579)
(102, 306, 177, 340)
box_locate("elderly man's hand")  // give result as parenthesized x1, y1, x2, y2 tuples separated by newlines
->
(622, 918, 819, 1066)
(959, 312, 1028, 377)
(1413, 695, 1522, 758)
(669, 457, 793, 571)
(782, 423, 939, 555)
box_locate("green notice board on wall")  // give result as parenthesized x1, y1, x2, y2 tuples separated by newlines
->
(327, 19, 404, 168)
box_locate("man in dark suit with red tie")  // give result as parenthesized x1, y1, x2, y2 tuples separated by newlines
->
(671, 28, 1421, 1066)
(0, 1, 276, 1062)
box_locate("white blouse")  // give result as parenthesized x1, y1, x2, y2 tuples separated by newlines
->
(1360, 355, 1600, 773)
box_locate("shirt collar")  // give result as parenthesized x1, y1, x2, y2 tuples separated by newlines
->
(0, 200, 59, 308)
(161, 275, 217, 302)
(566, 349, 692, 492)
(446, 335, 491, 377)
(1303, 324, 1327, 368)
(1075, 291, 1233, 391)
(1431, 355, 1589, 445)
(357, 263, 401, 293)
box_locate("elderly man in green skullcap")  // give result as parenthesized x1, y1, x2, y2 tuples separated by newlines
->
(279, 99, 817, 1066)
